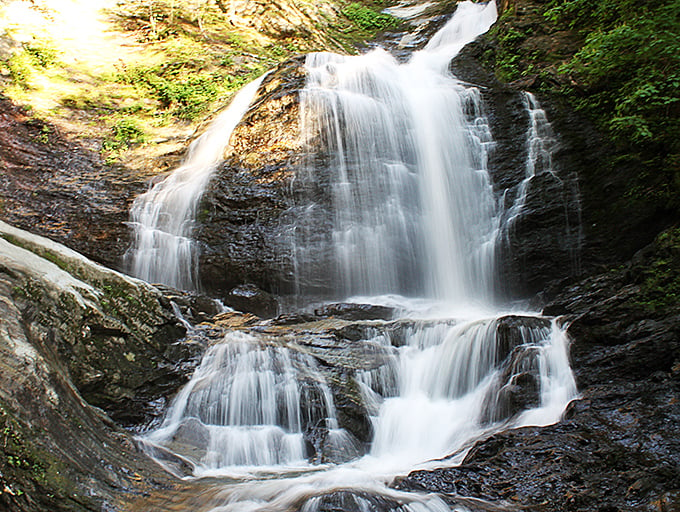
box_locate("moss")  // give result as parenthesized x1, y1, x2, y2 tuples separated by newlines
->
(0, 403, 73, 509)
(632, 227, 680, 313)
(102, 117, 147, 162)
(341, 3, 399, 32)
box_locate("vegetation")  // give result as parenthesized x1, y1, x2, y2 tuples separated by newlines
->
(633, 227, 680, 313)
(486, 0, 680, 228)
(0, 0, 401, 166)
(547, 0, 679, 157)
(341, 3, 399, 32)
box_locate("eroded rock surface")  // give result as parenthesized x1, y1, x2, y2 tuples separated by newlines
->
(0, 221, 207, 510)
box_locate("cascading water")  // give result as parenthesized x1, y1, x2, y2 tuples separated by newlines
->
(138, 2, 578, 511)
(294, 0, 498, 304)
(504, 91, 559, 228)
(126, 75, 266, 289)
(142, 331, 359, 475)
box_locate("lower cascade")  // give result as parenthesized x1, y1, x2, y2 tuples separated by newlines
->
(141, 309, 576, 511)
(136, 1, 579, 510)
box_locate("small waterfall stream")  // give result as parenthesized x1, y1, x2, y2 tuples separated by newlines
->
(504, 91, 559, 229)
(132, 1, 578, 510)
(126, 75, 266, 289)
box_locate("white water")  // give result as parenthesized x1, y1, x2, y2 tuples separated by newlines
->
(504, 91, 559, 228)
(144, 331, 360, 473)
(126, 75, 266, 289)
(139, 2, 579, 511)
(295, 0, 498, 304)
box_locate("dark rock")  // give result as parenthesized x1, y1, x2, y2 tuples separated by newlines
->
(314, 302, 396, 321)
(196, 58, 306, 298)
(152, 284, 223, 323)
(481, 345, 541, 424)
(295, 490, 403, 512)
(224, 283, 279, 318)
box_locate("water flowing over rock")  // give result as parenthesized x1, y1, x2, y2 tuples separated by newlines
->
(123, 6, 582, 511)
(446, 41, 583, 299)
(127, 75, 268, 290)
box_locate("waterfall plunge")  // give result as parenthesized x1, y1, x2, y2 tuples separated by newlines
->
(295, 0, 499, 305)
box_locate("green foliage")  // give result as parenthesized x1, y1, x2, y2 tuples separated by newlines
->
(488, 0, 680, 214)
(117, 62, 263, 120)
(22, 44, 59, 68)
(1, 43, 59, 89)
(4, 53, 32, 88)
(557, 5, 680, 150)
(341, 3, 399, 32)
(102, 118, 146, 161)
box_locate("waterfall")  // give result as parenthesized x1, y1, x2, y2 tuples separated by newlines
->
(138, 2, 579, 510)
(125, 75, 266, 289)
(360, 315, 576, 468)
(504, 91, 559, 228)
(294, 0, 499, 304)
(143, 331, 360, 474)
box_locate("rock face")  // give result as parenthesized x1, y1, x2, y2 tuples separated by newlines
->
(0, 221, 204, 510)
(0, 221, 201, 426)
(196, 58, 306, 298)
(0, 96, 146, 273)
(396, 229, 680, 511)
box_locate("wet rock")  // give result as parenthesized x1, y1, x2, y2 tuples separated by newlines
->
(166, 418, 210, 462)
(0, 221, 199, 428)
(196, 58, 307, 298)
(304, 421, 363, 464)
(495, 314, 550, 360)
(224, 283, 279, 318)
(481, 345, 541, 424)
(314, 302, 396, 321)
(152, 284, 223, 323)
(298, 490, 404, 512)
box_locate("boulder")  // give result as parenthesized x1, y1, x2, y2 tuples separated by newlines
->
(0, 221, 198, 511)
(0, 221, 200, 427)
(224, 283, 279, 318)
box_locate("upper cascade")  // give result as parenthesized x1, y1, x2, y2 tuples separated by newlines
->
(294, 0, 499, 305)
